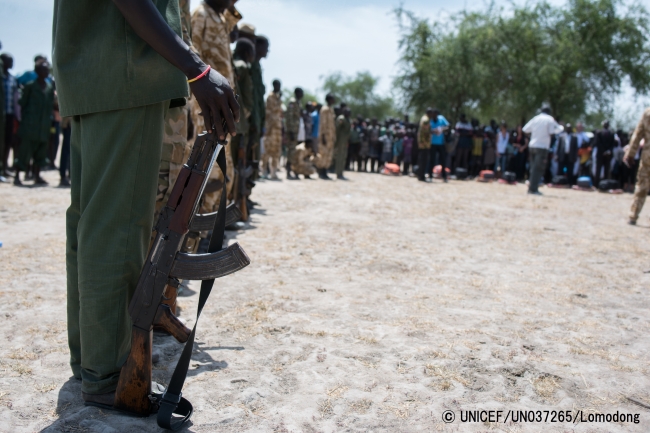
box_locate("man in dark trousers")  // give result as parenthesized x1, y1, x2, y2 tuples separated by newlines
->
(14, 62, 54, 186)
(53, 0, 239, 407)
(595, 120, 616, 186)
(556, 123, 578, 185)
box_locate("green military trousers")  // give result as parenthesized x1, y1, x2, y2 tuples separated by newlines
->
(66, 102, 167, 394)
(335, 142, 348, 177)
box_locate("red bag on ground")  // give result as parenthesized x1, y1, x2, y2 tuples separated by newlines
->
(381, 163, 401, 176)
(479, 170, 495, 181)
(433, 165, 451, 178)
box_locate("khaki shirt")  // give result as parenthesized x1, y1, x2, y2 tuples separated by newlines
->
(318, 105, 336, 146)
(52, 0, 188, 117)
(627, 108, 650, 160)
(418, 114, 431, 149)
(266, 92, 283, 132)
(191, 3, 241, 88)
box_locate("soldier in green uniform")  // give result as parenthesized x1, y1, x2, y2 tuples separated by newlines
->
(14, 62, 55, 186)
(231, 38, 255, 217)
(285, 87, 303, 179)
(335, 107, 351, 180)
(249, 36, 268, 182)
(53, 0, 239, 407)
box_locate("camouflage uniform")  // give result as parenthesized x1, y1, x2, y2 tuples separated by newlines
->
(314, 105, 336, 169)
(190, 3, 241, 211)
(291, 142, 315, 177)
(155, 0, 193, 220)
(262, 91, 283, 177)
(626, 108, 650, 223)
(250, 61, 265, 172)
(285, 97, 301, 166)
(334, 114, 351, 177)
(417, 114, 431, 180)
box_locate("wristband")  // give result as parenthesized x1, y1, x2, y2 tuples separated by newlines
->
(187, 66, 210, 84)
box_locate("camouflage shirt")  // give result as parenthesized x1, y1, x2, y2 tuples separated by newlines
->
(191, 3, 242, 87)
(318, 105, 336, 146)
(265, 92, 283, 132)
(627, 108, 650, 160)
(418, 114, 431, 149)
(285, 97, 302, 135)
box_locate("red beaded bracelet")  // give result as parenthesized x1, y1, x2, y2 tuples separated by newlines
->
(187, 66, 211, 84)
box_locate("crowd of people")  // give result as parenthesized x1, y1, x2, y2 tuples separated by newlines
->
(270, 101, 639, 192)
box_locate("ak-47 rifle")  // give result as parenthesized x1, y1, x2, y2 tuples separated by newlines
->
(113, 131, 250, 430)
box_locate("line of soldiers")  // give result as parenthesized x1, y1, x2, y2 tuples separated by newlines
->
(262, 85, 351, 181)
(155, 0, 269, 235)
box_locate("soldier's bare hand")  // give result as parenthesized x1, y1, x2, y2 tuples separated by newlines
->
(190, 68, 240, 140)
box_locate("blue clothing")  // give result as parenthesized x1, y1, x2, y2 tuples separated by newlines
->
(17, 71, 52, 86)
(311, 111, 319, 138)
(430, 115, 449, 145)
(393, 139, 403, 158)
(3, 73, 18, 114)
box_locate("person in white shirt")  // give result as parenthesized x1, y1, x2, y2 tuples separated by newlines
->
(523, 108, 564, 195)
(495, 121, 510, 174)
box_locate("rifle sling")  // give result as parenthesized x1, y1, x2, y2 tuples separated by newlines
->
(157, 145, 229, 431)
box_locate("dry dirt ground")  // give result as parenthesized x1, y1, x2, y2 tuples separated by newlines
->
(1, 169, 650, 433)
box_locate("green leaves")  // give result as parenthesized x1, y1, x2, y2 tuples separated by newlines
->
(321, 71, 396, 120)
(394, 0, 650, 127)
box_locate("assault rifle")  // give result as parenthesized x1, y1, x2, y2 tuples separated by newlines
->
(113, 131, 250, 430)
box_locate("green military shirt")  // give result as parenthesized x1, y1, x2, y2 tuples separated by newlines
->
(250, 60, 265, 134)
(233, 58, 253, 135)
(19, 80, 55, 142)
(52, 0, 189, 117)
(336, 115, 351, 146)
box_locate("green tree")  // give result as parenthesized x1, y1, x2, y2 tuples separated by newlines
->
(321, 71, 396, 120)
(394, 0, 650, 126)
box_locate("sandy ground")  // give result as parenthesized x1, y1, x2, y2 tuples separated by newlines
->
(1, 168, 650, 433)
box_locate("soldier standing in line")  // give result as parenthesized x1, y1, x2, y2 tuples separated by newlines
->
(263, 79, 283, 180)
(248, 36, 269, 184)
(232, 38, 255, 216)
(417, 108, 433, 182)
(53, 0, 238, 406)
(314, 93, 337, 180)
(285, 87, 303, 179)
(625, 108, 650, 225)
(154, 0, 193, 220)
(191, 0, 242, 210)
(334, 107, 351, 180)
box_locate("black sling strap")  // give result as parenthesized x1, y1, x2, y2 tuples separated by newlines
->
(157, 145, 229, 431)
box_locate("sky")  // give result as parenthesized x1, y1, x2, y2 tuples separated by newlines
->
(2, 0, 649, 125)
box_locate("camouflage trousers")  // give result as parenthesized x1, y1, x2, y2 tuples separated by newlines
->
(314, 137, 334, 169)
(261, 128, 282, 173)
(630, 154, 650, 222)
(286, 138, 298, 169)
(189, 97, 235, 213)
(155, 106, 190, 219)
